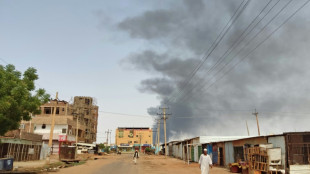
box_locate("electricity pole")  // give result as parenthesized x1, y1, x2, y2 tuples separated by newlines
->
(246, 120, 250, 136)
(110, 130, 112, 145)
(252, 109, 260, 136)
(48, 92, 58, 151)
(158, 107, 171, 156)
(105, 129, 111, 145)
(74, 108, 80, 159)
(139, 134, 142, 152)
(156, 119, 160, 155)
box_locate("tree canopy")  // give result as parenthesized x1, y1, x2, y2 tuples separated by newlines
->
(0, 64, 50, 135)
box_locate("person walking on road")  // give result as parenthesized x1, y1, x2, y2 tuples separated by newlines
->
(133, 150, 139, 164)
(199, 148, 212, 174)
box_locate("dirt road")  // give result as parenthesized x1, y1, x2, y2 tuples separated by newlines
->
(55, 153, 231, 174)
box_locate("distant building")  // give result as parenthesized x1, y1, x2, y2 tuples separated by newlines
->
(21, 96, 99, 154)
(115, 127, 153, 152)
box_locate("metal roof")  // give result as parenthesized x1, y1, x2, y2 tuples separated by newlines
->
(199, 136, 251, 144)
(117, 127, 150, 130)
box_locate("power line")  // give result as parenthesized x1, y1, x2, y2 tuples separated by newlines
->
(167, 0, 249, 103)
(99, 111, 153, 118)
(0, 58, 9, 65)
(176, 0, 279, 102)
(179, 0, 303, 103)
(177, 0, 286, 102)
(201, 0, 308, 93)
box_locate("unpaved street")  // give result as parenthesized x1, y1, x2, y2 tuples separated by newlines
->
(55, 153, 231, 174)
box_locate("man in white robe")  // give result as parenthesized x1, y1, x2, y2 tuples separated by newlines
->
(199, 148, 212, 174)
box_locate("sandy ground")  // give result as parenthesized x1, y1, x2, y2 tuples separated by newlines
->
(54, 153, 232, 174)
(14, 158, 59, 170)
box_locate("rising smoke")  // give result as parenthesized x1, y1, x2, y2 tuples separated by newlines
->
(119, 0, 310, 141)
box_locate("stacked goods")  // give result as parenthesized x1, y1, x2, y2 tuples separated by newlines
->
(229, 163, 242, 173)
(246, 147, 269, 173)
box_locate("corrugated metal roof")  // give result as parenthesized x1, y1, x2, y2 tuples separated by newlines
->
(199, 136, 250, 144)
(164, 132, 310, 146)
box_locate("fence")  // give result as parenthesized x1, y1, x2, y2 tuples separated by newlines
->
(0, 143, 41, 161)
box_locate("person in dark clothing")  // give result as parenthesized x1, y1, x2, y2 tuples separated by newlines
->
(133, 150, 139, 164)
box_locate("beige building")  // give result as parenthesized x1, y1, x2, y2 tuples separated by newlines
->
(21, 96, 99, 153)
(115, 127, 153, 152)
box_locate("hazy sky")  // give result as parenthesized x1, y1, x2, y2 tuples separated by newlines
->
(1, 0, 310, 144)
(0, 0, 166, 143)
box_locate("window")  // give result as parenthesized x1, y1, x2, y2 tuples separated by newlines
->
(134, 141, 138, 143)
(128, 141, 132, 144)
(42, 124, 46, 129)
(145, 141, 148, 143)
(85, 99, 90, 105)
(128, 130, 134, 138)
(62, 108, 65, 112)
(136, 135, 138, 137)
(62, 129, 67, 134)
(56, 107, 59, 114)
(44, 107, 51, 114)
(119, 130, 124, 138)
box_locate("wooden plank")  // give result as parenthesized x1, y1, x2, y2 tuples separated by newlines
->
(16, 144, 20, 161)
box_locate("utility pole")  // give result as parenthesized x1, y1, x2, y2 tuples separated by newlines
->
(75, 109, 79, 159)
(48, 92, 58, 151)
(139, 134, 142, 152)
(158, 107, 171, 156)
(246, 120, 250, 136)
(157, 119, 160, 155)
(109, 130, 112, 145)
(105, 129, 110, 145)
(154, 127, 158, 153)
(163, 108, 167, 156)
(252, 109, 260, 136)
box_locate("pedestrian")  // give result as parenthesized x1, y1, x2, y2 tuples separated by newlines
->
(133, 150, 139, 164)
(199, 148, 212, 174)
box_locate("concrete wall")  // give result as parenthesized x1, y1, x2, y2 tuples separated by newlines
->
(35, 124, 68, 134)
(42, 140, 59, 154)
(40, 142, 49, 160)
(290, 165, 310, 174)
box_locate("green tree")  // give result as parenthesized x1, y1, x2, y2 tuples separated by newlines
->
(98, 143, 105, 149)
(0, 64, 50, 135)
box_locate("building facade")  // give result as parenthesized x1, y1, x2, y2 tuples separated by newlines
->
(115, 127, 153, 152)
(21, 96, 99, 153)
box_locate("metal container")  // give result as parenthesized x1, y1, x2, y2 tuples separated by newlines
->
(0, 158, 13, 171)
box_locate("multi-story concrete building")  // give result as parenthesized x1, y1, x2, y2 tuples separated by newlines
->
(22, 96, 99, 153)
(115, 127, 152, 152)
